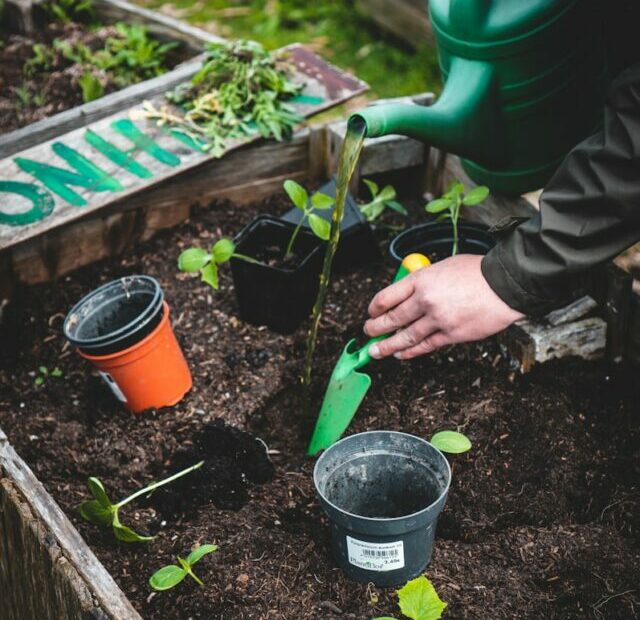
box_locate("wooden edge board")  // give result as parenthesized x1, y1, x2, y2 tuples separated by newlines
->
(93, 0, 223, 48)
(0, 55, 208, 159)
(0, 429, 141, 619)
(0, 44, 368, 254)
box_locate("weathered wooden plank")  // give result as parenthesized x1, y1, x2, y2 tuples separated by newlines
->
(499, 317, 607, 373)
(0, 44, 368, 255)
(546, 295, 597, 326)
(0, 433, 141, 619)
(93, 0, 221, 50)
(356, 0, 433, 48)
(0, 56, 207, 159)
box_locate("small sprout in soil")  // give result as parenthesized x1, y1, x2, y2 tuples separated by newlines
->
(78, 71, 104, 103)
(79, 461, 203, 543)
(373, 575, 447, 620)
(283, 179, 334, 254)
(149, 543, 218, 591)
(425, 181, 489, 255)
(430, 430, 472, 454)
(359, 178, 407, 223)
(44, 0, 96, 24)
(35, 366, 63, 386)
(178, 238, 259, 290)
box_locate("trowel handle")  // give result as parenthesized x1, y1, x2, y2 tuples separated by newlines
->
(355, 253, 431, 368)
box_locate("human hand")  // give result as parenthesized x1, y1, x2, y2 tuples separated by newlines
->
(364, 254, 525, 360)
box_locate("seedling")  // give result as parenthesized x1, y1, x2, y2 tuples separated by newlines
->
(78, 71, 103, 103)
(44, 0, 96, 24)
(178, 238, 258, 290)
(149, 544, 218, 591)
(79, 461, 203, 542)
(359, 179, 407, 222)
(177, 180, 334, 290)
(283, 179, 334, 254)
(425, 181, 489, 255)
(430, 430, 471, 454)
(374, 575, 447, 620)
(35, 366, 63, 386)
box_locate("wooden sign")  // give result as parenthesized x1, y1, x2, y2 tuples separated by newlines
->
(0, 45, 367, 253)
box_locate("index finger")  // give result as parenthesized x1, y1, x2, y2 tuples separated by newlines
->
(368, 275, 415, 318)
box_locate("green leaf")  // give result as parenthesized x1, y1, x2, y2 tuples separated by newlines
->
(113, 521, 153, 543)
(360, 201, 385, 222)
(200, 263, 219, 289)
(386, 200, 408, 216)
(87, 477, 112, 509)
(397, 576, 447, 620)
(79, 500, 114, 527)
(363, 178, 379, 198)
(79, 72, 103, 103)
(34, 377, 44, 386)
(430, 430, 472, 454)
(211, 238, 235, 264)
(283, 179, 308, 211)
(51, 367, 63, 377)
(378, 185, 396, 202)
(178, 248, 210, 273)
(462, 185, 489, 206)
(186, 543, 218, 566)
(425, 199, 452, 214)
(311, 192, 335, 210)
(435, 213, 451, 222)
(39, 366, 48, 375)
(308, 213, 331, 240)
(177, 556, 191, 571)
(444, 181, 464, 198)
(149, 565, 187, 591)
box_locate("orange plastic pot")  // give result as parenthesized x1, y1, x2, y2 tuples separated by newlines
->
(79, 302, 192, 413)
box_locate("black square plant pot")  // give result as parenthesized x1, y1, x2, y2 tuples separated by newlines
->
(280, 178, 379, 271)
(231, 215, 323, 334)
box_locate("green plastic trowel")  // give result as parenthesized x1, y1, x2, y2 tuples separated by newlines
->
(308, 253, 431, 455)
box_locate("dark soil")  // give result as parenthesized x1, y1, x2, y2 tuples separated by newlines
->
(0, 195, 638, 619)
(0, 19, 182, 134)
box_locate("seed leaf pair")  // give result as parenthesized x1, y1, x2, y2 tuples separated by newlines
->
(425, 181, 489, 255)
(79, 461, 204, 543)
(149, 544, 218, 591)
(360, 179, 407, 222)
(374, 575, 447, 620)
(284, 179, 335, 253)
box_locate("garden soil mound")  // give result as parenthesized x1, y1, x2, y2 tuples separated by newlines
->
(0, 197, 638, 619)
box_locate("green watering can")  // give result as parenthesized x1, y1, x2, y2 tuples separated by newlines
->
(353, 0, 607, 194)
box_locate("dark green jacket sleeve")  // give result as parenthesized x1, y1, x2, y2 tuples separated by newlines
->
(482, 62, 640, 315)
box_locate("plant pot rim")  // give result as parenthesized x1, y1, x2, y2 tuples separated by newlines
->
(314, 430, 451, 525)
(233, 214, 324, 275)
(79, 301, 170, 363)
(63, 275, 163, 349)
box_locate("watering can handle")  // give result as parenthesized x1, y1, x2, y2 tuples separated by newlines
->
(355, 253, 431, 368)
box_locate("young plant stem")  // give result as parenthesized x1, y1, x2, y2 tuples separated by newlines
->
(451, 197, 461, 256)
(231, 252, 261, 264)
(301, 120, 366, 388)
(286, 217, 306, 257)
(116, 460, 204, 509)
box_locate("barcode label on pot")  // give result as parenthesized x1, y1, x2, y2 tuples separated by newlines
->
(98, 371, 127, 403)
(346, 536, 404, 572)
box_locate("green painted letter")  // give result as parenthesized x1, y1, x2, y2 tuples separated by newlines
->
(15, 142, 122, 206)
(0, 181, 55, 226)
(111, 119, 181, 167)
(84, 129, 153, 179)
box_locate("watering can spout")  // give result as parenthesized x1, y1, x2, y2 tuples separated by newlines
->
(351, 57, 503, 165)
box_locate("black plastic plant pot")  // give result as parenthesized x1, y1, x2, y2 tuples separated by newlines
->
(314, 431, 451, 587)
(389, 221, 495, 263)
(231, 215, 323, 334)
(280, 178, 379, 271)
(63, 275, 164, 356)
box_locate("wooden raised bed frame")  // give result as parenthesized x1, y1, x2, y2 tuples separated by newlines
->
(1, 89, 639, 617)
